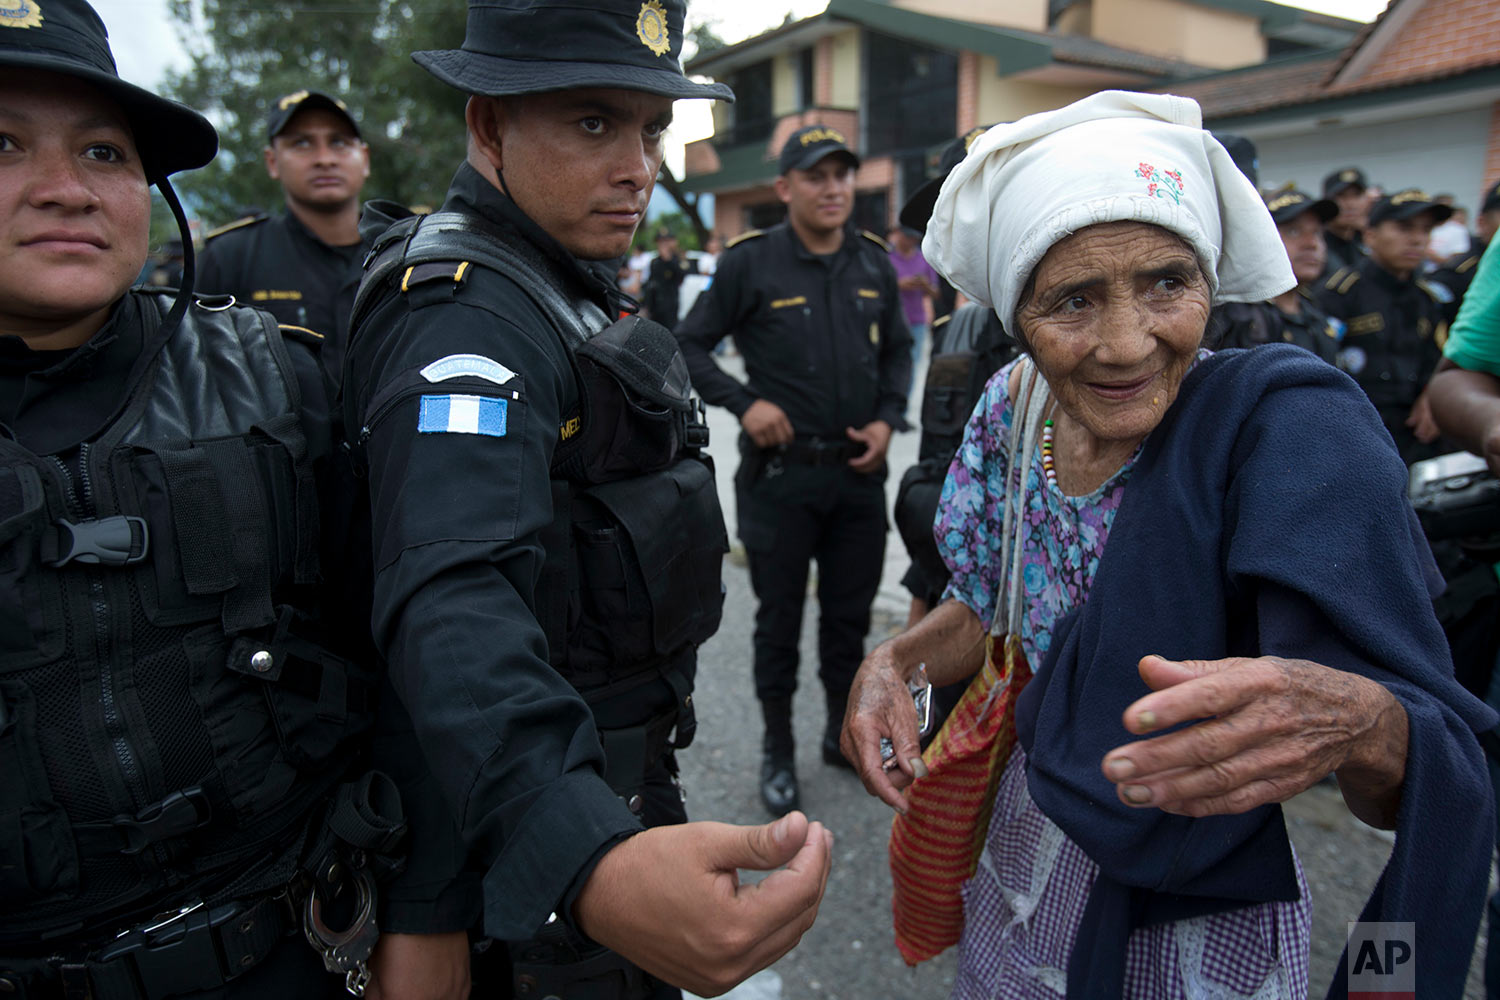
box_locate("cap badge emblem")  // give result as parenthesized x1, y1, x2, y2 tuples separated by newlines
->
(636, 0, 670, 57)
(0, 0, 43, 29)
(1340, 169, 1358, 182)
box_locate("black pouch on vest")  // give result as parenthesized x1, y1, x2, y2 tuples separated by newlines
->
(554, 316, 696, 485)
(568, 457, 728, 674)
(0, 680, 80, 902)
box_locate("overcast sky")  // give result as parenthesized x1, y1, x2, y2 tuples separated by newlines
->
(92, 0, 1389, 176)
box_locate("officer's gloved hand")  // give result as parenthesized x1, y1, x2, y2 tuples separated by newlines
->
(573, 813, 834, 997)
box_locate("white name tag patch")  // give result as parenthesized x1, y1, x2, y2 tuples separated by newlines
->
(420, 353, 518, 387)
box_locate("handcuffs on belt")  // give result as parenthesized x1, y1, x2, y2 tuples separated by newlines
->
(301, 859, 381, 996)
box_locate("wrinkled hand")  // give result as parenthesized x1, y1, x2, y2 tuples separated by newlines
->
(842, 644, 928, 813)
(741, 399, 794, 448)
(1101, 655, 1407, 825)
(1406, 393, 1441, 444)
(574, 813, 833, 998)
(845, 420, 892, 474)
(364, 930, 471, 1000)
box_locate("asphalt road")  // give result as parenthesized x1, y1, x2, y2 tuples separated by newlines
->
(672, 352, 1491, 998)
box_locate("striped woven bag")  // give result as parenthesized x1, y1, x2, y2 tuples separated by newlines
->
(889, 360, 1047, 966)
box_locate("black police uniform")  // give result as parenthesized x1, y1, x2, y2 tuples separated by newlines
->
(1212, 291, 1341, 365)
(1316, 256, 1447, 465)
(675, 222, 912, 740)
(0, 290, 394, 998)
(1431, 239, 1488, 325)
(1321, 228, 1366, 280)
(342, 163, 725, 999)
(197, 211, 364, 378)
(641, 252, 695, 331)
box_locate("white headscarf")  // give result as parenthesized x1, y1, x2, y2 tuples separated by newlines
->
(922, 91, 1295, 329)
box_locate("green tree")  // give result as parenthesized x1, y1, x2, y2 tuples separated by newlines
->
(162, 0, 468, 229)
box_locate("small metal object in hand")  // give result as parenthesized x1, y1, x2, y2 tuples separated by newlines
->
(880, 663, 933, 771)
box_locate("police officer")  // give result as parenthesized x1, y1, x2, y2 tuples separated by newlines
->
(197, 89, 370, 377)
(0, 2, 414, 995)
(675, 125, 913, 816)
(1321, 166, 1371, 278)
(1317, 188, 1452, 465)
(340, 0, 832, 997)
(1432, 179, 1500, 323)
(1215, 188, 1341, 364)
(640, 227, 695, 331)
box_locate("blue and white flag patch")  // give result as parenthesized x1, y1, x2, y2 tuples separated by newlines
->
(417, 394, 508, 437)
(420, 353, 518, 387)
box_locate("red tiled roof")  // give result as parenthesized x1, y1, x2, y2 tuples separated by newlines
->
(1160, 54, 1341, 119)
(1162, 0, 1500, 121)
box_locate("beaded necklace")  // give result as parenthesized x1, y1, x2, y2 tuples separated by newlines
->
(1041, 417, 1057, 487)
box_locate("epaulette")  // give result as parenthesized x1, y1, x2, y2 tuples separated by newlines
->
(932, 313, 952, 330)
(204, 213, 267, 241)
(1457, 254, 1480, 275)
(1415, 278, 1451, 305)
(724, 229, 765, 250)
(278, 323, 326, 347)
(860, 230, 892, 253)
(1323, 267, 1359, 295)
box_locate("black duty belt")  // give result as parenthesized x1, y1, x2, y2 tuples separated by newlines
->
(776, 437, 860, 467)
(0, 891, 296, 1000)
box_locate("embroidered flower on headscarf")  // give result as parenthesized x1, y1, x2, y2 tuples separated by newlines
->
(1135, 163, 1184, 205)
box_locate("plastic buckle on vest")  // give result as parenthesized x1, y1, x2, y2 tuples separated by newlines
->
(47, 516, 149, 567)
(116, 787, 213, 856)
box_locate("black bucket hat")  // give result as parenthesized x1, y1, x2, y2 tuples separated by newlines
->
(414, 0, 733, 103)
(899, 124, 993, 232)
(267, 90, 361, 143)
(0, 0, 217, 179)
(1368, 188, 1454, 226)
(1265, 188, 1337, 225)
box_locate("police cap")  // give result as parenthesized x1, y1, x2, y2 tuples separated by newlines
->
(779, 125, 859, 176)
(267, 90, 361, 143)
(1322, 166, 1368, 198)
(1368, 188, 1454, 226)
(0, 0, 216, 179)
(1213, 132, 1258, 189)
(413, 0, 733, 103)
(899, 125, 994, 232)
(1265, 188, 1337, 225)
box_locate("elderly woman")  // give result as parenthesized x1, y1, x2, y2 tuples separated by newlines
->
(842, 92, 1495, 997)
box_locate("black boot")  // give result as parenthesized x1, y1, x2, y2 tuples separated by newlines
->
(760, 697, 800, 816)
(822, 689, 854, 770)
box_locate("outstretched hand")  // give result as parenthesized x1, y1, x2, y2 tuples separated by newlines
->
(1101, 655, 1408, 827)
(842, 643, 928, 814)
(574, 813, 834, 997)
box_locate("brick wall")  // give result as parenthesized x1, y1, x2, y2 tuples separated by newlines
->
(713, 186, 779, 240)
(957, 51, 979, 133)
(816, 36, 835, 107)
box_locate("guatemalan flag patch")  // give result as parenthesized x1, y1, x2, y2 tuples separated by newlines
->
(417, 394, 508, 436)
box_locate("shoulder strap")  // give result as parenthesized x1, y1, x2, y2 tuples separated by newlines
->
(351, 211, 605, 355)
(995, 360, 1049, 637)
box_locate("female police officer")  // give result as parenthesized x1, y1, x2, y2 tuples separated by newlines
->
(0, 2, 409, 996)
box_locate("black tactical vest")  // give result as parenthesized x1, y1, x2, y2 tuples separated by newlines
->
(350, 211, 727, 703)
(0, 293, 371, 944)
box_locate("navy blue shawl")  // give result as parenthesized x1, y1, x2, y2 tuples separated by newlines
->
(1014, 345, 1495, 998)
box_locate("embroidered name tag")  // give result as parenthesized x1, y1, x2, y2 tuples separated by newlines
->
(417, 394, 508, 437)
(857, 289, 880, 299)
(771, 296, 807, 309)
